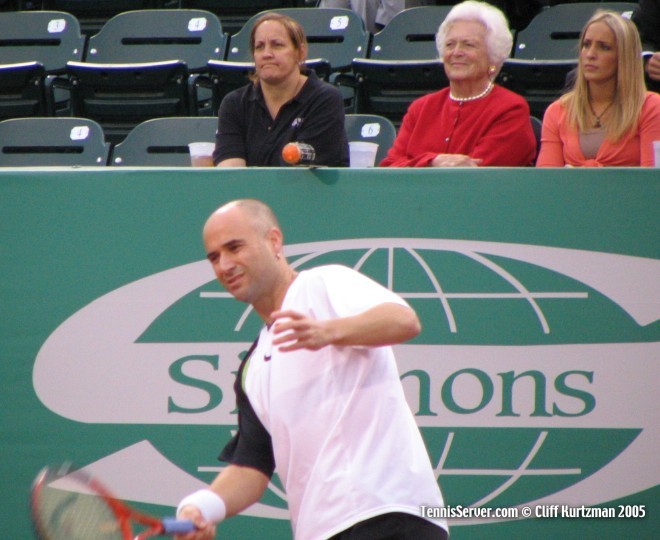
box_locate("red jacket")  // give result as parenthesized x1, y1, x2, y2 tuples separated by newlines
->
(381, 85, 536, 167)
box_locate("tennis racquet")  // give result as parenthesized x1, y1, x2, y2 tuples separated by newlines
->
(31, 464, 196, 540)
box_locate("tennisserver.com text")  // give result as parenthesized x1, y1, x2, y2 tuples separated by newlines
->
(421, 505, 519, 519)
(421, 504, 647, 519)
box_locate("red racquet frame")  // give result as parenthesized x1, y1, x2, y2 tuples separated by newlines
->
(31, 465, 194, 540)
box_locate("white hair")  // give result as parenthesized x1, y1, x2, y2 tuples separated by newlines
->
(435, 0, 513, 67)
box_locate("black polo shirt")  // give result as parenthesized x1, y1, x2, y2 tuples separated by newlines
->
(213, 71, 349, 167)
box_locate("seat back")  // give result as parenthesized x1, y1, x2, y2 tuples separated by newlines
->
(38, 1, 166, 36)
(350, 6, 451, 125)
(177, 0, 295, 12)
(344, 113, 396, 165)
(111, 116, 218, 166)
(351, 59, 448, 126)
(0, 62, 47, 120)
(226, 7, 368, 72)
(177, 1, 297, 34)
(368, 6, 451, 61)
(514, 2, 638, 60)
(496, 58, 577, 119)
(66, 59, 192, 144)
(66, 9, 225, 144)
(84, 9, 226, 69)
(0, 117, 109, 166)
(0, 10, 85, 71)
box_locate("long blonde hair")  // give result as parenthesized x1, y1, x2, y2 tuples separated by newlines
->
(561, 10, 646, 141)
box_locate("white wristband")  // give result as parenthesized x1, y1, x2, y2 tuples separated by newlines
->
(177, 489, 227, 524)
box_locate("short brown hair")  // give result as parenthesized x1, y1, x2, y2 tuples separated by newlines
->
(249, 12, 308, 59)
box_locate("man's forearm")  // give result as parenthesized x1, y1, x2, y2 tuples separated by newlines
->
(209, 464, 271, 518)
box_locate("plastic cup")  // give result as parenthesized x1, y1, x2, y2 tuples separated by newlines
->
(653, 141, 660, 168)
(188, 142, 215, 167)
(349, 141, 379, 168)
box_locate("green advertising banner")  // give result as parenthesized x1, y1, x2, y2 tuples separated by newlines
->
(1, 167, 658, 539)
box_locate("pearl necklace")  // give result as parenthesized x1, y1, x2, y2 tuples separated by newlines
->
(450, 81, 494, 102)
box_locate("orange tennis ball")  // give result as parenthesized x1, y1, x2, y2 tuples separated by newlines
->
(282, 143, 301, 165)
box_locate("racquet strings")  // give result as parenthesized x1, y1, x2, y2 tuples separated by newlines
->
(34, 474, 124, 540)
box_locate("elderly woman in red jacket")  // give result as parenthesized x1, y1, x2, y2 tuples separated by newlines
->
(381, 0, 536, 168)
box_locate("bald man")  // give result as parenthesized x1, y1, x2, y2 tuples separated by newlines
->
(176, 199, 447, 540)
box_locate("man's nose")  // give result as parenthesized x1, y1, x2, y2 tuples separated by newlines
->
(213, 255, 233, 276)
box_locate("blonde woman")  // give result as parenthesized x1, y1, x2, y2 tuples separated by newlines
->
(537, 10, 660, 167)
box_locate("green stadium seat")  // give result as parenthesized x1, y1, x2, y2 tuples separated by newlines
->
(110, 116, 218, 166)
(66, 9, 226, 143)
(344, 113, 396, 165)
(0, 117, 110, 166)
(0, 10, 84, 118)
(349, 6, 451, 125)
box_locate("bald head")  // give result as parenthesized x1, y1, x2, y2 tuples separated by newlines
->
(202, 199, 292, 317)
(206, 199, 281, 237)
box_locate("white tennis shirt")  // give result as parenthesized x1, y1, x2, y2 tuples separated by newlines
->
(242, 265, 447, 539)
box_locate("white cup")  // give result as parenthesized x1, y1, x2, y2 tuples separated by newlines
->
(188, 142, 215, 167)
(349, 141, 379, 168)
(653, 141, 660, 168)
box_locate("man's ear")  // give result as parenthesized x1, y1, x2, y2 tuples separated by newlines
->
(267, 227, 284, 256)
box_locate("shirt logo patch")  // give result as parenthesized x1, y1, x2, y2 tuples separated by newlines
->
(291, 117, 303, 128)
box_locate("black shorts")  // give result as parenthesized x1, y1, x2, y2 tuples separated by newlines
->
(329, 512, 448, 540)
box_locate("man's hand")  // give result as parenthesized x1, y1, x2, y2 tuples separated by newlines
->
(271, 310, 332, 351)
(646, 51, 660, 81)
(174, 506, 216, 540)
(271, 303, 421, 351)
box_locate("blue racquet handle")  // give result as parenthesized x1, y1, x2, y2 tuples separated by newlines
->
(162, 517, 196, 534)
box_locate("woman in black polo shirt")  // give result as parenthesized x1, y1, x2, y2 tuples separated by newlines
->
(212, 13, 349, 167)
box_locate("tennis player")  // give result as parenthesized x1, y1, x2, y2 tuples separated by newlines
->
(176, 199, 448, 540)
